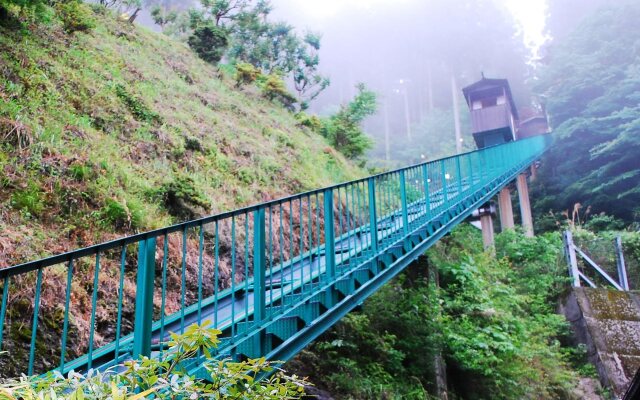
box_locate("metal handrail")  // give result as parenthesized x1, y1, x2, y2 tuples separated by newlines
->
(563, 230, 630, 291)
(0, 134, 551, 377)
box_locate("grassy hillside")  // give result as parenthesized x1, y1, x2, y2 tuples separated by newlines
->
(0, 6, 363, 376)
(0, 6, 361, 267)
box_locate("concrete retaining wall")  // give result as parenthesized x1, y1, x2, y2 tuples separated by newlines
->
(561, 288, 640, 398)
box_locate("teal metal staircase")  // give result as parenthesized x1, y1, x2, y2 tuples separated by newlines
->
(0, 135, 551, 377)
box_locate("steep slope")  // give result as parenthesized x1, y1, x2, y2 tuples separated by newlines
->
(0, 7, 361, 267)
(0, 7, 363, 376)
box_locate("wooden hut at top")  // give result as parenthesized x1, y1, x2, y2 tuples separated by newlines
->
(462, 77, 519, 149)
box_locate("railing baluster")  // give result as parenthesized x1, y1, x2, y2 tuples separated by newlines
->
(299, 197, 304, 284)
(158, 235, 168, 357)
(0, 276, 9, 351)
(422, 164, 431, 220)
(244, 213, 250, 324)
(323, 189, 336, 280)
(349, 185, 356, 256)
(323, 188, 337, 307)
(231, 216, 236, 339)
(399, 170, 409, 236)
(279, 204, 285, 309)
(456, 156, 463, 201)
(133, 238, 155, 360)
(180, 227, 187, 331)
(441, 160, 448, 211)
(214, 221, 219, 328)
(615, 236, 630, 291)
(87, 252, 101, 369)
(315, 193, 321, 285)
(59, 258, 74, 372)
(336, 188, 343, 269)
(307, 195, 313, 285)
(357, 182, 365, 252)
(368, 178, 378, 261)
(268, 207, 274, 308)
(28, 267, 44, 375)
(289, 201, 294, 296)
(115, 246, 127, 360)
(197, 224, 205, 325)
(253, 207, 266, 353)
(467, 154, 474, 192)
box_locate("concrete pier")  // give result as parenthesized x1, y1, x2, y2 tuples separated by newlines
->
(498, 186, 514, 231)
(516, 174, 534, 237)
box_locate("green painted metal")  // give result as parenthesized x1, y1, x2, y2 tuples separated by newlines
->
(59, 259, 74, 372)
(0, 135, 551, 377)
(158, 236, 168, 358)
(0, 276, 9, 351)
(133, 237, 156, 359)
(253, 208, 266, 354)
(87, 253, 101, 369)
(368, 178, 378, 254)
(28, 267, 43, 375)
(399, 170, 409, 236)
(324, 189, 336, 280)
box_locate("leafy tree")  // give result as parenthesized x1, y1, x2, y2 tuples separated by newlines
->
(321, 84, 377, 159)
(262, 73, 297, 110)
(0, 0, 49, 24)
(0, 323, 308, 398)
(188, 22, 229, 64)
(532, 3, 640, 223)
(155, 0, 328, 110)
(293, 32, 330, 110)
(54, 1, 94, 32)
(150, 3, 177, 30)
(201, 0, 252, 27)
(234, 61, 260, 87)
(224, 3, 329, 110)
(545, 0, 611, 42)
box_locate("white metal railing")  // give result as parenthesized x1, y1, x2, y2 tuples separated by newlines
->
(563, 230, 630, 291)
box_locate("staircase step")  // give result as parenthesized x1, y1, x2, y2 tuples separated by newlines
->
(234, 321, 254, 336)
(380, 252, 395, 267)
(266, 317, 301, 341)
(291, 301, 321, 325)
(236, 337, 260, 359)
(352, 268, 372, 286)
(335, 276, 355, 296)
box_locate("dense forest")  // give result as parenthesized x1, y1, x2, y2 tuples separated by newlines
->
(532, 2, 640, 227)
(290, 226, 599, 399)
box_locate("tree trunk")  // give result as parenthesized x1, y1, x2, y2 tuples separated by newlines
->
(403, 88, 411, 141)
(451, 73, 462, 153)
(428, 62, 434, 112)
(429, 259, 449, 400)
(128, 7, 141, 23)
(384, 100, 391, 161)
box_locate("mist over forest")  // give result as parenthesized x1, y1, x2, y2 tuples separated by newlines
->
(128, 0, 639, 225)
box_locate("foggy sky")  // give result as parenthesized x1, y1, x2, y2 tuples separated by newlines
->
(132, 0, 618, 164)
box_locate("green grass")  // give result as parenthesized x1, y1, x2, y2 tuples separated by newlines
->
(0, 6, 362, 265)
